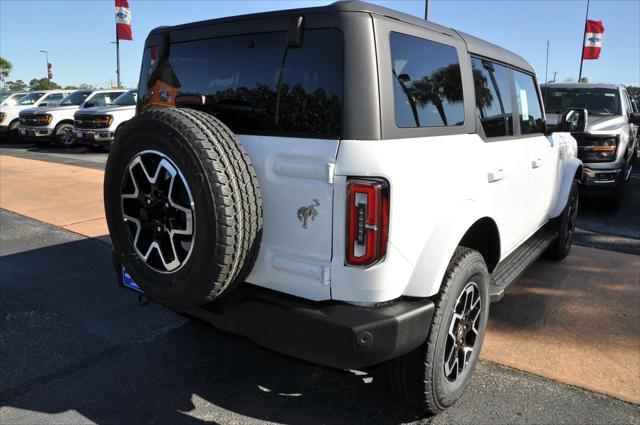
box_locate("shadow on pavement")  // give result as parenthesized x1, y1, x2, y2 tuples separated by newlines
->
(0, 237, 424, 424)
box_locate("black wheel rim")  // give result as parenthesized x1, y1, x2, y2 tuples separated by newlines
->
(564, 189, 578, 249)
(444, 281, 482, 382)
(120, 150, 195, 273)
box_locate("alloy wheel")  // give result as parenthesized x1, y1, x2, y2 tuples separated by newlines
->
(120, 150, 195, 273)
(444, 281, 482, 382)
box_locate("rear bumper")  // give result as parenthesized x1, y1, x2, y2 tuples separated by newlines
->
(113, 252, 434, 369)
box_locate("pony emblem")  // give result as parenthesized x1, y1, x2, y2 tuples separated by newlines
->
(297, 199, 320, 229)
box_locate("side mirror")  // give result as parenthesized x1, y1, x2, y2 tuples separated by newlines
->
(629, 112, 640, 125)
(84, 102, 95, 108)
(38, 103, 48, 107)
(558, 108, 588, 133)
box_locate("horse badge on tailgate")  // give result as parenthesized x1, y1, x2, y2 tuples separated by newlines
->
(297, 199, 320, 229)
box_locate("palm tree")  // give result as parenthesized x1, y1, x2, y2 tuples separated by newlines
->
(0, 57, 12, 89)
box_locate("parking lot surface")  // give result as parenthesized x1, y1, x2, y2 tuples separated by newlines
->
(1, 143, 639, 424)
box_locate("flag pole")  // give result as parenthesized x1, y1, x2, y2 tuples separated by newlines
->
(578, 0, 590, 82)
(544, 40, 549, 105)
(116, 38, 121, 89)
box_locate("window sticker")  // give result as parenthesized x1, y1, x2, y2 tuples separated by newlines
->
(520, 89, 529, 118)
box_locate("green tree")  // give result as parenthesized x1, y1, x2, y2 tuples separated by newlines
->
(5, 80, 28, 91)
(579, 77, 589, 83)
(64, 85, 78, 90)
(29, 78, 61, 90)
(0, 57, 12, 88)
(78, 83, 95, 90)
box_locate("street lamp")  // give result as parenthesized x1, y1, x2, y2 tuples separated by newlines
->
(39, 50, 50, 89)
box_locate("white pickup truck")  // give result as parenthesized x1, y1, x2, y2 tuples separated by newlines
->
(0, 90, 70, 141)
(104, 1, 584, 416)
(74, 89, 137, 151)
(19, 89, 125, 147)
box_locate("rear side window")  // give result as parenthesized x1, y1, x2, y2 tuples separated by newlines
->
(471, 57, 514, 138)
(390, 32, 464, 128)
(513, 70, 544, 134)
(143, 29, 343, 138)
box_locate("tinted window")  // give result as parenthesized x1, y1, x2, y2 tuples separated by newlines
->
(60, 91, 92, 106)
(542, 87, 621, 116)
(390, 32, 464, 128)
(114, 90, 138, 106)
(153, 29, 342, 138)
(42, 93, 64, 104)
(514, 71, 544, 134)
(18, 92, 45, 105)
(471, 58, 513, 138)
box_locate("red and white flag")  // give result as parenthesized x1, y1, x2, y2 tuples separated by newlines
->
(582, 19, 604, 60)
(115, 0, 132, 41)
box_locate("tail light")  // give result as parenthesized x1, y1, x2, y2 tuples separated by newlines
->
(346, 178, 389, 267)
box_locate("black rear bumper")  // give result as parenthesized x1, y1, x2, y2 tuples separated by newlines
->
(113, 252, 434, 369)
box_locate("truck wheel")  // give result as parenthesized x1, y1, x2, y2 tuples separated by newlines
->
(54, 123, 76, 147)
(8, 120, 21, 142)
(544, 181, 578, 260)
(388, 247, 490, 415)
(104, 108, 262, 307)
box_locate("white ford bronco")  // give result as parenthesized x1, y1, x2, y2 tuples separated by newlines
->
(105, 1, 584, 415)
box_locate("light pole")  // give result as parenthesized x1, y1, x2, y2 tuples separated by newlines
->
(424, 0, 429, 20)
(110, 41, 120, 88)
(39, 50, 49, 89)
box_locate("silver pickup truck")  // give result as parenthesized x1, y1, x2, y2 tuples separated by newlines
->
(543, 83, 640, 208)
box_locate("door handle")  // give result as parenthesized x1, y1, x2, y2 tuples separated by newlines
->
(532, 158, 545, 168)
(488, 168, 507, 183)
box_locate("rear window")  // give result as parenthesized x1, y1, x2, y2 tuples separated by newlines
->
(390, 32, 465, 128)
(140, 29, 343, 138)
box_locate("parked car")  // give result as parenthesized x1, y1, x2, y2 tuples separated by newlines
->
(543, 83, 640, 208)
(19, 89, 126, 147)
(0, 92, 28, 107)
(74, 89, 137, 151)
(104, 1, 583, 416)
(0, 90, 70, 141)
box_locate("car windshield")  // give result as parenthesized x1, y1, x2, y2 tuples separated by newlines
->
(113, 90, 138, 106)
(59, 90, 92, 106)
(18, 92, 46, 105)
(542, 87, 621, 116)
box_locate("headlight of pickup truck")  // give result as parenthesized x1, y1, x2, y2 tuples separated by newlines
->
(94, 115, 113, 128)
(0, 112, 5, 123)
(36, 114, 52, 125)
(577, 135, 618, 162)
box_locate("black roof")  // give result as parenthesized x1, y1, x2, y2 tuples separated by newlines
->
(150, 0, 535, 74)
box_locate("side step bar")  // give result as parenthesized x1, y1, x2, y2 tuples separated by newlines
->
(489, 227, 558, 302)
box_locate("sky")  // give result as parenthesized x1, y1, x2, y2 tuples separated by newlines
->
(1, 0, 638, 88)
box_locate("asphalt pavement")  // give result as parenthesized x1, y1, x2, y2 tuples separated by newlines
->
(1, 142, 639, 424)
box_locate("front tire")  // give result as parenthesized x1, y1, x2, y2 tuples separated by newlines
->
(544, 180, 578, 260)
(388, 247, 490, 415)
(54, 123, 76, 147)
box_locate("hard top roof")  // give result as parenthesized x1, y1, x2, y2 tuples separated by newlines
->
(148, 0, 535, 74)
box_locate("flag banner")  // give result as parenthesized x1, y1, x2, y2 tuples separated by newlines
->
(583, 19, 604, 60)
(115, 0, 132, 40)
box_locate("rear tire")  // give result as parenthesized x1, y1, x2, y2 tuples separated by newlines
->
(104, 108, 262, 307)
(388, 247, 490, 415)
(8, 120, 21, 142)
(544, 180, 578, 260)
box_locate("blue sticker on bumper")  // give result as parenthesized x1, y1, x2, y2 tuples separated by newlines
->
(122, 266, 142, 292)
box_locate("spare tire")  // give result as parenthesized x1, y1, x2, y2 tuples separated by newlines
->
(104, 108, 262, 307)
